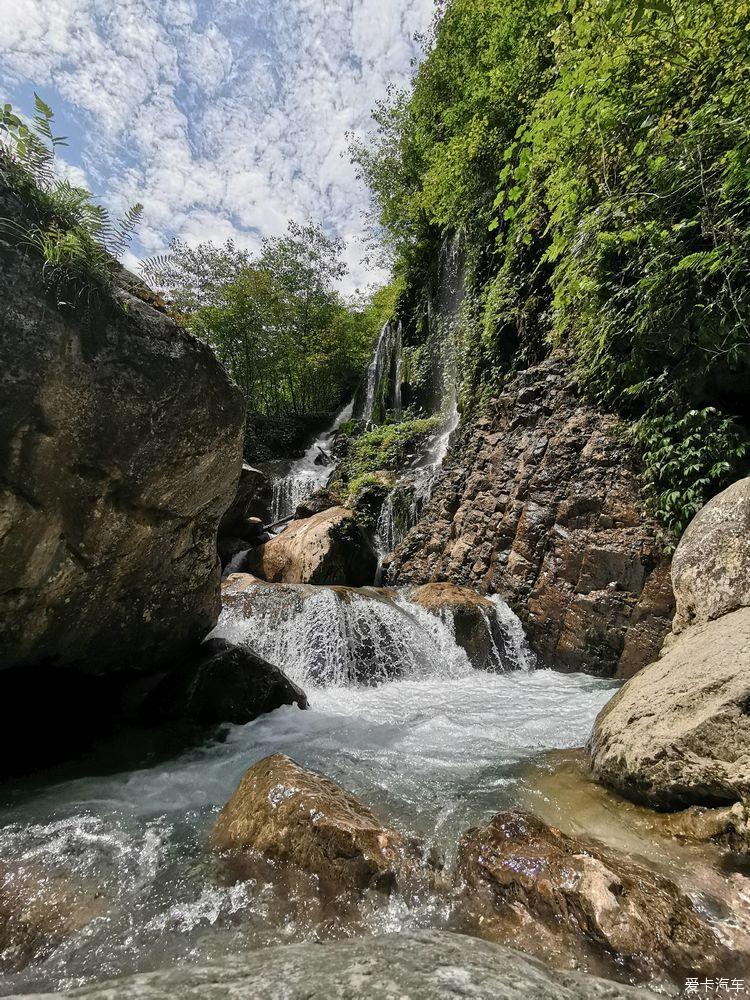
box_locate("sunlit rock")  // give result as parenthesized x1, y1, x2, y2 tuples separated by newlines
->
(589, 608, 750, 810)
(211, 753, 425, 896)
(244, 506, 377, 586)
(454, 810, 738, 988)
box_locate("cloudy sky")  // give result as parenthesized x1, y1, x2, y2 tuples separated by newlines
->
(1, 0, 435, 292)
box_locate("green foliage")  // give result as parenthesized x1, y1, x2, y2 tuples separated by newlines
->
(143, 223, 387, 425)
(0, 95, 142, 289)
(335, 416, 442, 498)
(356, 0, 750, 539)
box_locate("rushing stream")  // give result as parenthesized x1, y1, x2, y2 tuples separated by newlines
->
(0, 587, 617, 995)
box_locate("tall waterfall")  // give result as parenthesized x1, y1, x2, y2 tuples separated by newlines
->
(355, 321, 403, 424)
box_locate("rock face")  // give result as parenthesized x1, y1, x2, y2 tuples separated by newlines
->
(589, 608, 750, 809)
(389, 355, 674, 676)
(671, 476, 750, 633)
(0, 861, 105, 974)
(455, 811, 734, 986)
(211, 753, 422, 895)
(244, 506, 377, 586)
(143, 638, 308, 726)
(20, 930, 660, 1000)
(0, 186, 245, 679)
(408, 582, 529, 670)
(218, 463, 271, 537)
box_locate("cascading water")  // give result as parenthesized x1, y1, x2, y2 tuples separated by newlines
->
(269, 401, 353, 522)
(0, 571, 618, 996)
(355, 321, 403, 425)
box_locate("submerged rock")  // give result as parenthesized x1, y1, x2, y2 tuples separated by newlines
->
(244, 506, 377, 586)
(211, 754, 423, 896)
(389, 355, 674, 677)
(671, 476, 750, 633)
(589, 608, 750, 810)
(144, 638, 307, 726)
(0, 182, 245, 767)
(0, 861, 105, 974)
(19, 930, 660, 999)
(454, 810, 736, 986)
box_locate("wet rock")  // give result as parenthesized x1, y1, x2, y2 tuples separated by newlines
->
(19, 930, 660, 999)
(217, 535, 250, 570)
(0, 183, 245, 684)
(671, 476, 750, 633)
(244, 506, 377, 586)
(211, 754, 422, 895)
(589, 608, 750, 809)
(218, 463, 271, 538)
(143, 638, 307, 726)
(0, 861, 105, 973)
(454, 810, 735, 986)
(389, 355, 674, 677)
(408, 582, 523, 670)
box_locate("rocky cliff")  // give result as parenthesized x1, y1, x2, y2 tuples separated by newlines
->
(0, 186, 245, 766)
(389, 355, 674, 677)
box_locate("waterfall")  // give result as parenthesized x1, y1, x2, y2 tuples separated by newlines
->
(213, 582, 533, 688)
(356, 322, 403, 424)
(269, 401, 353, 521)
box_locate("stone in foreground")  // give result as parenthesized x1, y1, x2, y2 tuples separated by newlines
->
(589, 608, 750, 809)
(245, 506, 377, 585)
(454, 811, 734, 986)
(22, 930, 660, 999)
(211, 753, 421, 895)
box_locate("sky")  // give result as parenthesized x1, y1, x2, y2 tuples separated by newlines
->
(0, 0, 435, 292)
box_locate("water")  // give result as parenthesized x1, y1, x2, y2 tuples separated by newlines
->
(356, 322, 403, 424)
(269, 402, 353, 522)
(0, 589, 616, 995)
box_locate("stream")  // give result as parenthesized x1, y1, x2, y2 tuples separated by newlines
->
(0, 587, 617, 995)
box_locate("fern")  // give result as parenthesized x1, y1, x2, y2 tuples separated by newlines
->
(0, 95, 142, 292)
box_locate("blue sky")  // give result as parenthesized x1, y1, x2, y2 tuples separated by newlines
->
(1, 0, 435, 292)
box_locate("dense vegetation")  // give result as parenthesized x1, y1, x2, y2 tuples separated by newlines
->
(0, 96, 141, 291)
(143, 230, 391, 459)
(354, 0, 750, 538)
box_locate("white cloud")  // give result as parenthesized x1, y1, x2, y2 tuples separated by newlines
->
(0, 0, 435, 293)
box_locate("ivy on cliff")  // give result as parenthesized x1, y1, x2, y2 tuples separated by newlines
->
(354, 0, 750, 539)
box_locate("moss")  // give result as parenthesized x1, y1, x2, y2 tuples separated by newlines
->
(335, 416, 442, 500)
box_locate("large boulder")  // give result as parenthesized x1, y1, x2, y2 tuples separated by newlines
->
(671, 477, 750, 633)
(589, 608, 750, 809)
(454, 811, 736, 986)
(211, 753, 423, 896)
(0, 861, 105, 974)
(142, 638, 307, 726)
(19, 930, 659, 1000)
(244, 507, 377, 586)
(0, 185, 245, 680)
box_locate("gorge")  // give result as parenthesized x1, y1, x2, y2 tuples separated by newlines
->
(2, 0, 750, 996)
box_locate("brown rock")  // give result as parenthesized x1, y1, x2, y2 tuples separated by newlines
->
(244, 507, 377, 586)
(454, 810, 737, 986)
(0, 861, 105, 973)
(389, 355, 674, 676)
(589, 608, 750, 809)
(671, 476, 750, 633)
(211, 754, 424, 896)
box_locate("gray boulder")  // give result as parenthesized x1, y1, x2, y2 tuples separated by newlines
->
(671, 476, 750, 633)
(23, 930, 658, 999)
(589, 607, 750, 808)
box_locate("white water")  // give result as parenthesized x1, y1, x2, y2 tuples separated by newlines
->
(359, 322, 402, 425)
(0, 582, 616, 995)
(270, 401, 353, 522)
